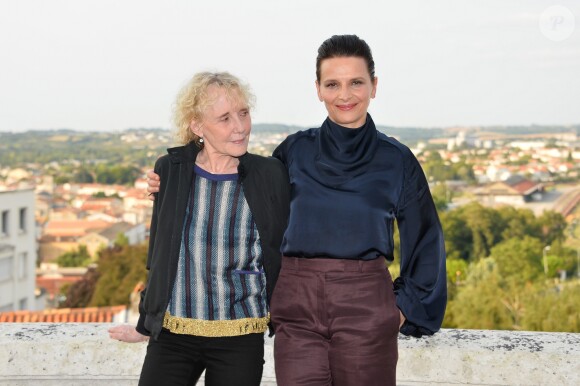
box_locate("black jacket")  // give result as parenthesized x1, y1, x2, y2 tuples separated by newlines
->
(136, 143, 290, 339)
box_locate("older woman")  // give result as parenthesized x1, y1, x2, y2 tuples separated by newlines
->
(109, 72, 290, 386)
(146, 35, 446, 386)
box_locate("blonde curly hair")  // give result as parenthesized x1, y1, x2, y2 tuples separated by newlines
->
(173, 72, 255, 146)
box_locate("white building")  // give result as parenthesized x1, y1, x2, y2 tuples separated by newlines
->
(0, 189, 37, 312)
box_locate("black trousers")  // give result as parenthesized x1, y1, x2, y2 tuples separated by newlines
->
(139, 329, 265, 386)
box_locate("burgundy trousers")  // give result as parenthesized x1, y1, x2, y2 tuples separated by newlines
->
(271, 256, 399, 386)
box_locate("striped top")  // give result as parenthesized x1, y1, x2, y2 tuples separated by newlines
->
(164, 166, 269, 337)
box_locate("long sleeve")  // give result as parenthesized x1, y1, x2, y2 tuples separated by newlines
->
(394, 151, 447, 338)
(136, 159, 162, 336)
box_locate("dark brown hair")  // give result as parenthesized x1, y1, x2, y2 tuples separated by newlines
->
(316, 35, 375, 82)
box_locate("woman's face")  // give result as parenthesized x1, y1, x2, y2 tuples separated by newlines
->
(316, 56, 377, 128)
(191, 85, 251, 158)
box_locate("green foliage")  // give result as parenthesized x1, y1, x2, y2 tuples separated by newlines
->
(431, 184, 453, 212)
(537, 211, 567, 245)
(421, 151, 476, 183)
(446, 258, 469, 287)
(440, 210, 472, 260)
(54, 175, 70, 184)
(0, 129, 168, 168)
(60, 267, 100, 308)
(520, 284, 580, 332)
(89, 244, 148, 307)
(544, 241, 578, 277)
(490, 236, 543, 284)
(445, 258, 515, 329)
(440, 204, 578, 332)
(57, 245, 91, 267)
(73, 167, 95, 183)
(496, 207, 542, 241)
(439, 203, 567, 263)
(462, 203, 505, 259)
(445, 258, 469, 303)
(94, 164, 141, 185)
(114, 233, 129, 248)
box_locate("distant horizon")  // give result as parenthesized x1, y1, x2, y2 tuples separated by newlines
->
(1, 121, 580, 134)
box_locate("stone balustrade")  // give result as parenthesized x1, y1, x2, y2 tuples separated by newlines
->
(1, 324, 578, 385)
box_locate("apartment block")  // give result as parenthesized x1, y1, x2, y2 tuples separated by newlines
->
(0, 189, 36, 312)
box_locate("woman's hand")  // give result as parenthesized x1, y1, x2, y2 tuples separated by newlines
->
(108, 325, 149, 343)
(146, 169, 160, 201)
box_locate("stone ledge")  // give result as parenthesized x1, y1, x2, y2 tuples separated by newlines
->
(0, 324, 578, 385)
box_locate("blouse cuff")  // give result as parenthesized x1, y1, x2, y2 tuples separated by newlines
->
(399, 320, 433, 338)
(394, 276, 437, 338)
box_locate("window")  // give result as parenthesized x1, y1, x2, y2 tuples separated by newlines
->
(0, 256, 13, 282)
(1, 210, 8, 236)
(18, 252, 28, 279)
(19, 298, 28, 310)
(19, 208, 27, 233)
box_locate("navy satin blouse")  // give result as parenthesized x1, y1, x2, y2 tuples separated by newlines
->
(272, 114, 447, 337)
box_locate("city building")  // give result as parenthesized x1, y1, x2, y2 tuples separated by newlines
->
(0, 189, 37, 312)
(475, 175, 544, 206)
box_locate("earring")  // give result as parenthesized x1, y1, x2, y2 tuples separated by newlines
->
(199, 137, 204, 143)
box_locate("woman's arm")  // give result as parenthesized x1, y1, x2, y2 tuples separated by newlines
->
(394, 151, 447, 337)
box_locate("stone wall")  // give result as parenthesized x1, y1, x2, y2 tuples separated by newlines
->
(1, 324, 579, 385)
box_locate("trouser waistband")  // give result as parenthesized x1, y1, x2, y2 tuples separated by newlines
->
(281, 256, 386, 273)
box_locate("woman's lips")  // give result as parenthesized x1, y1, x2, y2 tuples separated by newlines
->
(336, 104, 356, 111)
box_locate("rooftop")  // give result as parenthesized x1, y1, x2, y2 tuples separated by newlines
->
(0, 306, 127, 323)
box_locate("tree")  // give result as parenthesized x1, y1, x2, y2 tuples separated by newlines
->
(537, 211, 567, 245)
(521, 284, 580, 332)
(89, 243, 148, 307)
(73, 167, 94, 183)
(114, 233, 129, 248)
(60, 266, 100, 308)
(440, 210, 472, 261)
(94, 164, 141, 185)
(445, 258, 515, 329)
(458, 202, 504, 260)
(452, 161, 476, 184)
(57, 245, 91, 267)
(496, 206, 542, 241)
(431, 184, 452, 212)
(543, 241, 578, 277)
(489, 236, 543, 284)
(445, 258, 469, 303)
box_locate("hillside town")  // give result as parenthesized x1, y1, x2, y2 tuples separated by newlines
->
(1, 127, 579, 323)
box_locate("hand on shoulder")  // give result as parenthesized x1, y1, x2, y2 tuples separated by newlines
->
(146, 169, 160, 201)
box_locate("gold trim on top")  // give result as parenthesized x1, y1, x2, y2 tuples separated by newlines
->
(163, 312, 270, 337)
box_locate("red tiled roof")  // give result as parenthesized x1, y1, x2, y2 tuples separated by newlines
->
(36, 276, 85, 298)
(0, 305, 127, 323)
(511, 180, 539, 194)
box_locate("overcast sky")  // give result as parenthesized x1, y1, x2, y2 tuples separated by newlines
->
(1, 0, 579, 132)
